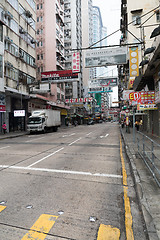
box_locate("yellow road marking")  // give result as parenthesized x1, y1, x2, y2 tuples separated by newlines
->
(21, 214, 58, 240)
(0, 205, 6, 213)
(97, 224, 120, 240)
(120, 137, 134, 240)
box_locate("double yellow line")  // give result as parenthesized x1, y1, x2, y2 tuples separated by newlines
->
(97, 138, 134, 240)
(120, 137, 134, 240)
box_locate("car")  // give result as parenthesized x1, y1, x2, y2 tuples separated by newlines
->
(87, 120, 94, 125)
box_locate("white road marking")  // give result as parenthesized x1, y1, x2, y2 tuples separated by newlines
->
(0, 165, 122, 178)
(100, 134, 109, 138)
(27, 147, 64, 167)
(62, 133, 75, 138)
(0, 146, 10, 150)
(25, 137, 45, 143)
(86, 132, 92, 136)
(68, 137, 82, 146)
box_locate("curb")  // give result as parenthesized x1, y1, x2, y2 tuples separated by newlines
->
(120, 129, 159, 240)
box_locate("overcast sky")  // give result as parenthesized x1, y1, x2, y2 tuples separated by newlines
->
(92, 0, 121, 104)
(92, 0, 121, 46)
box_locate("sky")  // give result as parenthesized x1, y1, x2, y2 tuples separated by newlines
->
(92, 0, 121, 46)
(92, 0, 121, 106)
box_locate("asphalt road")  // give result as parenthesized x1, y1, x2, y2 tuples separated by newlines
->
(0, 122, 147, 239)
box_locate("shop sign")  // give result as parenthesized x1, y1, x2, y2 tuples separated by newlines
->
(0, 94, 6, 112)
(41, 70, 79, 83)
(61, 109, 67, 115)
(137, 104, 158, 111)
(72, 52, 80, 73)
(128, 77, 135, 89)
(129, 46, 139, 77)
(129, 91, 155, 106)
(155, 80, 160, 104)
(123, 90, 134, 100)
(65, 97, 92, 104)
(14, 110, 25, 117)
(0, 105, 6, 112)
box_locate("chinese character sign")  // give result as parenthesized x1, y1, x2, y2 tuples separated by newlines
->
(72, 52, 80, 73)
(129, 91, 155, 106)
(129, 47, 139, 77)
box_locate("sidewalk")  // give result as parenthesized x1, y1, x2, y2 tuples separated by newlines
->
(0, 125, 72, 140)
(121, 127, 160, 240)
(0, 131, 28, 140)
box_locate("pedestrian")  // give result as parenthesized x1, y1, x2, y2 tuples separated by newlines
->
(2, 122, 7, 134)
(135, 120, 140, 131)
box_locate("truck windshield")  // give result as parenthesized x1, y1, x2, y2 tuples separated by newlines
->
(28, 117, 42, 124)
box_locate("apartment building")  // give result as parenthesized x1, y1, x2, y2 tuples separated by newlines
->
(0, 0, 36, 132)
(34, 0, 68, 124)
(81, 0, 93, 98)
(64, 0, 83, 100)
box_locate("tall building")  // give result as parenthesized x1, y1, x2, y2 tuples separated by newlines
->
(64, 0, 83, 100)
(0, 0, 36, 132)
(34, 0, 70, 125)
(81, 0, 93, 98)
(36, 0, 65, 81)
(92, 6, 107, 80)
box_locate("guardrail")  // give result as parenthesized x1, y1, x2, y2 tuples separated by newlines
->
(137, 131, 160, 187)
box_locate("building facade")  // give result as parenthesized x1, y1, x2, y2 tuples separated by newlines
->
(0, 0, 36, 132)
(119, 0, 160, 136)
(64, 0, 83, 101)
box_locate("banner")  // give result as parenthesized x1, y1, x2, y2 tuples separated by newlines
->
(85, 46, 127, 68)
(72, 52, 80, 73)
(129, 46, 139, 77)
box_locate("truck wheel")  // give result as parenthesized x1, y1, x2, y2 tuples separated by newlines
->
(53, 126, 58, 132)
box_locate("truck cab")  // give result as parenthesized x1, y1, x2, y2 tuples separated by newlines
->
(27, 114, 46, 133)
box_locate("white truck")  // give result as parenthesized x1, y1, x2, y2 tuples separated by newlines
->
(27, 109, 61, 133)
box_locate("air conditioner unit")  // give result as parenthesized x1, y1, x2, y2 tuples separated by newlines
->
(31, 39, 36, 44)
(19, 28, 26, 34)
(123, 4, 127, 9)
(5, 36, 10, 41)
(25, 10, 32, 18)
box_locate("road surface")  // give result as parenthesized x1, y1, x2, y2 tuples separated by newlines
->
(0, 122, 147, 239)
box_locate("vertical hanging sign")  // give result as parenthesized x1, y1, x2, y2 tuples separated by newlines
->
(129, 46, 139, 77)
(72, 52, 80, 73)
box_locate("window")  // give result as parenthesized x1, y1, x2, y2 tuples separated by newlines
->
(132, 15, 141, 25)
(156, 12, 160, 22)
(37, 54, 40, 60)
(0, 24, 3, 42)
(37, 4, 39, 10)
(40, 16, 43, 22)
(0, 55, 3, 78)
(8, 0, 18, 11)
(41, 54, 43, 59)
(37, 17, 39, 22)
(40, 4, 43, 9)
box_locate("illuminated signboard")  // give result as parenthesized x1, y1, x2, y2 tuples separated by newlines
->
(41, 70, 79, 83)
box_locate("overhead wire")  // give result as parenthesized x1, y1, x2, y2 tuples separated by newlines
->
(71, 5, 160, 51)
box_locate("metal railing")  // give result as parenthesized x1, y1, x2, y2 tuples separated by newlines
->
(137, 131, 160, 187)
